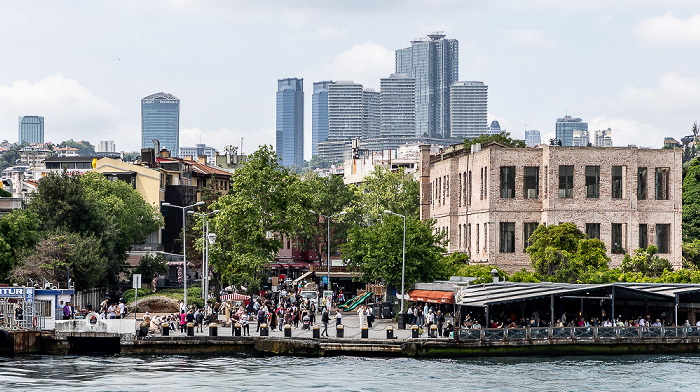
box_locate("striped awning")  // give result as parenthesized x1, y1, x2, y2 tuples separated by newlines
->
(221, 293, 250, 301)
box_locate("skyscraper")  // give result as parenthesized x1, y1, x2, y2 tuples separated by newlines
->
(449, 81, 488, 139)
(396, 32, 458, 138)
(380, 74, 415, 138)
(276, 78, 304, 167)
(572, 129, 590, 146)
(328, 81, 364, 141)
(525, 130, 541, 147)
(555, 115, 587, 146)
(97, 140, 116, 152)
(18, 116, 44, 144)
(362, 89, 380, 139)
(141, 92, 180, 155)
(311, 81, 334, 156)
(594, 128, 613, 147)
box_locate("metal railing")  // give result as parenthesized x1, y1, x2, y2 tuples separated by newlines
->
(0, 300, 46, 330)
(458, 326, 700, 342)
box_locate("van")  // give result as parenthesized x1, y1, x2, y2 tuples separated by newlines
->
(299, 290, 318, 309)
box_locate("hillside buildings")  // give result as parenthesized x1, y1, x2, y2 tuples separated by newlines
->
(276, 78, 304, 167)
(141, 92, 180, 156)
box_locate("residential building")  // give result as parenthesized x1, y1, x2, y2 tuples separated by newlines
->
(396, 32, 458, 138)
(317, 136, 461, 162)
(328, 81, 364, 141)
(312, 81, 334, 156)
(179, 144, 217, 165)
(19, 146, 52, 172)
(141, 92, 180, 156)
(419, 142, 682, 272)
(215, 145, 247, 174)
(572, 129, 590, 146)
(664, 137, 681, 149)
(276, 77, 304, 167)
(525, 130, 541, 147)
(555, 115, 587, 146)
(97, 140, 116, 153)
(54, 147, 79, 157)
(362, 89, 380, 139)
(449, 81, 488, 139)
(380, 74, 415, 138)
(595, 129, 613, 147)
(18, 116, 44, 144)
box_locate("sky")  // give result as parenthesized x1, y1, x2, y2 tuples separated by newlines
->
(1, 1, 699, 160)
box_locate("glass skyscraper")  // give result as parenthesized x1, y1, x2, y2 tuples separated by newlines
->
(141, 92, 180, 155)
(18, 116, 44, 144)
(396, 32, 458, 138)
(555, 115, 588, 146)
(449, 81, 488, 139)
(312, 81, 333, 157)
(276, 78, 304, 167)
(327, 81, 379, 142)
(380, 74, 415, 138)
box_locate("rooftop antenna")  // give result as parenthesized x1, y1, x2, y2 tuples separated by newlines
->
(240, 138, 243, 155)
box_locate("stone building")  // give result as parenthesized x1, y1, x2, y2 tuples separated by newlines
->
(419, 142, 682, 272)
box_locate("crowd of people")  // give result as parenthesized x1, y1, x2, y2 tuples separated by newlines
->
(405, 304, 451, 337)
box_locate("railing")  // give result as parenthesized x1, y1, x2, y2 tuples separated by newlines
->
(0, 300, 46, 330)
(458, 326, 700, 343)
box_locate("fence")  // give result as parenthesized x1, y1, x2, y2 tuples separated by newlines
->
(458, 326, 700, 342)
(0, 299, 47, 330)
(73, 288, 104, 312)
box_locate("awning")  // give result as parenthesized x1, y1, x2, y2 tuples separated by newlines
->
(293, 270, 314, 286)
(407, 289, 453, 304)
(221, 293, 250, 301)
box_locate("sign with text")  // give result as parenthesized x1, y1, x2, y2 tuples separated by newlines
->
(133, 274, 142, 289)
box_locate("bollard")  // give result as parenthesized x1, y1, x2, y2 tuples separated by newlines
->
(386, 325, 394, 339)
(411, 324, 419, 338)
(260, 323, 269, 337)
(187, 322, 195, 336)
(209, 323, 218, 337)
(284, 324, 292, 338)
(161, 323, 169, 336)
(336, 324, 344, 338)
(139, 322, 149, 337)
(312, 325, 320, 339)
(361, 325, 369, 339)
(233, 322, 241, 337)
(429, 324, 437, 338)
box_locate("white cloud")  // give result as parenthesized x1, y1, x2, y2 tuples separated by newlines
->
(503, 29, 556, 48)
(326, 42, 394, 90)
(589, 116, 657, 147)
(635, 12, 700, 45)
(180, 126, 275, 156)
(617, 72, 700, 114)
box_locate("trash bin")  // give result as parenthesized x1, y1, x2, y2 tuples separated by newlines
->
(398, 311, 406, 330)
(260, 323, 269, 337)
(411, 324, 419, 338)
(429, 324, 437, 338)
(187, 322, 195, 336)
(336, 324, 344, 338)
(313, 325, 320, 339)
(382, 302, 393, 319)
(139, 322, 149, 337)
(386, 325, 394, 339)
(161, 323, 169, 336)
(209, 323, 218, 336)
(284, 324, 292, 338)
(233, 322, 241, 337)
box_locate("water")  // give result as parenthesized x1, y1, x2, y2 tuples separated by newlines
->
(0, 354, 697, 391)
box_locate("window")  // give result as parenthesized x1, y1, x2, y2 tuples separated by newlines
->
(639, 224, 648, 249)
(656, 224, 670, 254)
(500, 222, 515, 253)
(463, 171, 468, 207)
(637, 167, 647, 200)
(612, 166, 623, 199)
(480, 168, 484, 200)
(484, 223, 488, 253)
(458, 173, 462, 207)
(586, 223, 600, 240)
(458, 224, 462, 248)
(585, 166, 600, 198)
(559, 165, 574, 198)
(523, 167, 539, 199)
(467, 223, 471, 253)
(476, 224, 480, 254)
(500, 166, 515, 198)
(612, 223, 624, 253)
(468, 171, 472, 206)
(655, 167, 669, 200)
(523, 222, 538, 252)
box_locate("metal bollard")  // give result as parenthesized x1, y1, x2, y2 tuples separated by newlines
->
(361, 325, 369, 339)
(386, 325, 394, 339)
(336, 324, 344, 338)
(411, 324, 419, 338)
(313, 325, 320, 339)
(187, 322, 195, 336)
(429, 324, 437, 338)
(233, 322, 241, 337)
(161, 323, 169, 336)
(139, 322, 149, 337)
(284, 324, 292, 338)
(209, 323, 218, 336)
(260, 323, 269, 337)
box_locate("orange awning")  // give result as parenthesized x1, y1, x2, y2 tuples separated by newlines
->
(408, 289, 453, 304)
(408, 289, 429, 302)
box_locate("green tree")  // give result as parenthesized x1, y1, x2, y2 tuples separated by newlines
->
(0, 188, 11, 197)
(621, 245, 674, 277)
(683, 158, 700, 240)
(682, 239, 700, 269)
(463, 132, 526, 150)
(309, 154, 332, 170)
(0, 210, 41, 281)
(135, 253, 168, 282)
(350, 166, 419, 221)
(57, 139, 96, 156)
(0, 142, 26, 172)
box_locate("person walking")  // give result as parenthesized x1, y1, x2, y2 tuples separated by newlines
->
(357, 305, 366, 328)
(436, 310, 445, 337)
(256, 307, 266, 332)
(335, 310, 342, 326)
(321, 309, 330, 337)
(366, 306, 374, 329)
(179, 311, 187, 333)
(241, 312, 250, 336)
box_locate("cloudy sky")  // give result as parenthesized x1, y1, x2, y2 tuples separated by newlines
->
(1, 1, 699, 159)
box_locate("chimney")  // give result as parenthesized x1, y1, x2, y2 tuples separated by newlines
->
(160, 148, 170, 158)
(198, 155, 207, 164)
(152, 139, 161, 157)
(419, 144, 432, 220)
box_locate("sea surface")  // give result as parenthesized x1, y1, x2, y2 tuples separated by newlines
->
(0, 354, 697, 391)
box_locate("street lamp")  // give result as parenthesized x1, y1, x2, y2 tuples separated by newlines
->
(188, 209, 220, 302)
(383, 209, 406, 329)
(309, 210, 347, 292)
(162, 200, 205, 311)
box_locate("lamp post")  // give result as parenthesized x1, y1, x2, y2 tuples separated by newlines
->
(188, 209, 220, 302)
(162, 200, 205, 311)
(309, 210, 346, 291)
(383, 209, 406, 329)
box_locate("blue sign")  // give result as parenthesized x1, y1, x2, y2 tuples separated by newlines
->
(0, 287, 26, 298)
(322, 276, 328, 284)
(25, 287, 34, 302)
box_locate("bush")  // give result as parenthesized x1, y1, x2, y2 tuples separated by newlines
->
(123, 288, 152, 303)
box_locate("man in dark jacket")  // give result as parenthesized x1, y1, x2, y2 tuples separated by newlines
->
(436, 310, 445, 337)
(321, 310, 330, 337)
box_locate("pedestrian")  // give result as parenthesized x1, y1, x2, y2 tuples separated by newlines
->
(241, 312, 250, 336)
(366, 306, 374, 329)
(256, 307, 266, 332)
(335, 310, 342, 326)
(357, 305, 366, 328)
(436, 310, 445, 337)
(321, 309, 330, 337)
(179, 311, 187, 333)
(407, 306, 414, 325)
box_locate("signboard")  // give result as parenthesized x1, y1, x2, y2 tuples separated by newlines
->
(322, 276, 328, 285)
(24, 287, 34, 302)
(271, 277, 279, 286)
(0, 287, 34, 301)
(322, 291, 333, 310)
(133, 274, 142, 289)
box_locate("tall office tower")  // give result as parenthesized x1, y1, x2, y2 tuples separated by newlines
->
(311, 81, 334, 156)
(572, 129, 590, 146)
(525, 130, 541, 147)
(395, 31, 458, 138)
(449, 81, 488, 139)
(97, 140, 116, 152)
(380, 74, 415, 138)
(18, 116, 44, 144)
(276, 78, 304, 167)
(362, 89, 380, 138)
(555, 115, 588, 146)
(328, 81, 364, 141)
(594, 128, 613, 147)
(141, 92, 180, 155)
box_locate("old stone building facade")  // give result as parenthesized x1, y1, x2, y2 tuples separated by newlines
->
(419, 142, 682, 272)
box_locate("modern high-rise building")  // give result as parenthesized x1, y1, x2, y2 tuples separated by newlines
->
(97, 140, 116, 152)
(276, 78, 304, 167)
(572, 129, 590, 146)
(311, 81, 334, 157)
(362, 89, 380, 139)
(18, 116, 44, 144)
(449, 81, 488, 139)
(380, 74, 415, 138)
(525, 130, 541, 147)
(141, 92, 180, 156)
(595, 128, 613, 147)
(328, 81, 365, 141)
(396, 32, 458, 138)
(555, 115, 588, 147)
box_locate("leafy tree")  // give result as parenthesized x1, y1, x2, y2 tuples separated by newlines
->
(621, 245, 673, 277)
(509, 269, 541, 283)
(682, 239, 700, 269)
(135, 253, 168, 282)
(0, 210, 41, 281)
(350, 166, 419, 221)
(451, 263, 508, 284)
(57, 139, 96, 156)
(463, 132, 526, 150)
(0, 142, 26, 172)
(441, 252, 470, 278)
(683, 158, 700, 240)
(309, 154, 332, 170)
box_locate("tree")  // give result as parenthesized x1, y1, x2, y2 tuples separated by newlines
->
(0, 210, 41, 281)
(683, 158, 700, 240)
(621, 245, 674, 277)
(682, 239, 700, 269)
(0, 188, 11, 197)
(309, 154, 332, 170)
(463, 132, 526, 150)
(0, 142, 26, 172)
(135, 253, 168, 282)
(350, 166, 419, 221)
(57, 139, 96, 156)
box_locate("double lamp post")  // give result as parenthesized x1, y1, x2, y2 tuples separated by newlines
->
(309, 210, 346, 292)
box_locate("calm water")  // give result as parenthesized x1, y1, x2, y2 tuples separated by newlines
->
(0, 354, 697, 391)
